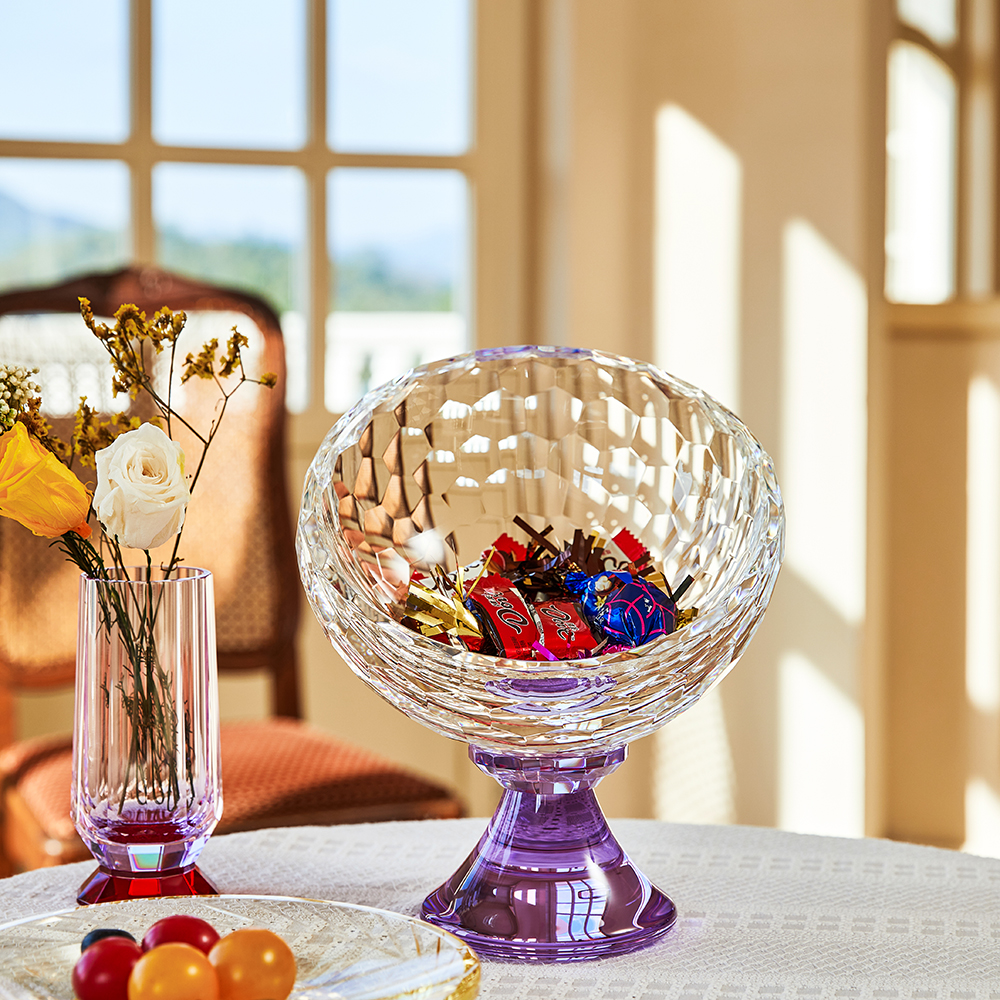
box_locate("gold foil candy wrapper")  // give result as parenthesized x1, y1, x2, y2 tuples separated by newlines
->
(405, 580, 482, 638)
(676, 607, 698, 628)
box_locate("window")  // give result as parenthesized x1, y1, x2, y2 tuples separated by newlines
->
(885, 39, 957, 302)
(0, 0, 526, 438)
(885, 0, 1000, 302)
(885, 0, 959, 302)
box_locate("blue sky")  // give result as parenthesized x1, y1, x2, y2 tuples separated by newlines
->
(0, 0, 129, 144)
(0, 0, 469, 251)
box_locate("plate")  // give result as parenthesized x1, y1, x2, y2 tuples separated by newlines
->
(0, 894, 480, 1000)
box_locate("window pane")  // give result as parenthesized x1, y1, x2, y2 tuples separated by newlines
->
(897, 0, 958, 46)
(329, 0, 471, 154)
(885, 42, 957, 303)
(0, 159, 130, 293)
(327, 168, 468, 412)
(153, 0, 306, 150)
(0, 314, 122, 416)
(0, 0, 128, 142)
(153, 163, 308, 410)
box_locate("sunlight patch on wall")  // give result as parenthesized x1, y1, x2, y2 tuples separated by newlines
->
(782, 219, 868, 626)
(964, 778, 1000, 858)
(965, 374, 1000, 858)
(779, 653, 865, 837)
(653, 686, 735, 825)
(651, 105, 741, 823)
(654, 104, 742, 411)
(966, 375, 1000, 713)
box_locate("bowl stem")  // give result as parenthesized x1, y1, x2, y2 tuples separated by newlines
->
(421, 746, 676, 961)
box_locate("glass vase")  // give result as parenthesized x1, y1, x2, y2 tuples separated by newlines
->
(72, 566, 222, 904)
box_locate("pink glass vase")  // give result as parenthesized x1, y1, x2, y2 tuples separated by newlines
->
(72, 566, 222, 904)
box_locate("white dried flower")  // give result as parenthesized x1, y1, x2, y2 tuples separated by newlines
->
(0, 365, 40, 432)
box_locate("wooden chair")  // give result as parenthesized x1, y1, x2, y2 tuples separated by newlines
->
(0, 266, 461, 872)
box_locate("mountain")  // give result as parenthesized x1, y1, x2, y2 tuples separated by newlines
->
(0, 191, 456, 313)
(334, 249, 452, 311)
(0, 190, 104, 259)
(346, 229, 461, 285)
(0, 191, 34, 257)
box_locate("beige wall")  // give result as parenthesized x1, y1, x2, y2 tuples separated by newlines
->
(884, 303, 1000, 851)
(19, 1, 896, 832)
(526, 0, 885, 830)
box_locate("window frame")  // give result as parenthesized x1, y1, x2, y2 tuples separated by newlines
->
(888, 0, 1000, 301)
(0, 0, 532, 455)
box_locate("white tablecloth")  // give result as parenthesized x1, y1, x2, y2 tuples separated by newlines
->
(2, 819, 1000, 998)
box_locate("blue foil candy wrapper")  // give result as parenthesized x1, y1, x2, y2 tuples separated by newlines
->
(565, 571, 612, 617)
(566, 571, 677, 648)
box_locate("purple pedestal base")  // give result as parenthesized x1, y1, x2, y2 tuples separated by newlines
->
(77, 864, 219, 905)
(422, 747, 676, 962)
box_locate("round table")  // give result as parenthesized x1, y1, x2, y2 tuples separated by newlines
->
(2, 819, 999, 997)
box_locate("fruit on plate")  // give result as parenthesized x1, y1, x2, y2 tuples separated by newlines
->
(72, 935, 143, 1000)
(72, 914, 297, 1000)
(80, 927, 137, 952)
(142, 915, 221, 955)
(127, 942, 219, 1000)
(208, 927, 297, 1000)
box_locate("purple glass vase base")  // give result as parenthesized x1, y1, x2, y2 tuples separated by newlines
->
(421, 747, 677, 962)
(77, 864, 219, 905)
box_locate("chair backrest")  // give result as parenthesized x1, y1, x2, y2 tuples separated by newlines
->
(0, 266, 301, 747)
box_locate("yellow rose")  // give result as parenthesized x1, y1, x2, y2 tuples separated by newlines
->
(0, 422, 92, 539)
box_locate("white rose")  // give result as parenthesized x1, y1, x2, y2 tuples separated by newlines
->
(93, 423, 191, 550)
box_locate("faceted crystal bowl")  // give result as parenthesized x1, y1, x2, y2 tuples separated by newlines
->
(297, 346, 784, 756)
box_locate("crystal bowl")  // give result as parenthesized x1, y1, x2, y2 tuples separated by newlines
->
(297, 346, 784, 961)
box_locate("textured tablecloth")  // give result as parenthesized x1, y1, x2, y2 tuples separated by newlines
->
(2, 819, 999, 999)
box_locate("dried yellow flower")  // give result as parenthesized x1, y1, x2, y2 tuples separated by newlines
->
(181, 339, 219, 383)
(72, 399, 142, 469)
(218, 328, 249, 379)
(146, 305, 187, 351)
(17, 398, 71, 463)
(79, 298, 189, 396)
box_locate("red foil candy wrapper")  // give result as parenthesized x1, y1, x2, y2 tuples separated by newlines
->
(532, 599, 601, 659)
(464, 576, 540, 658)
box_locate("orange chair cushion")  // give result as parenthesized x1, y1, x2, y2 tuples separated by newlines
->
(0, 719, 456, 843)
